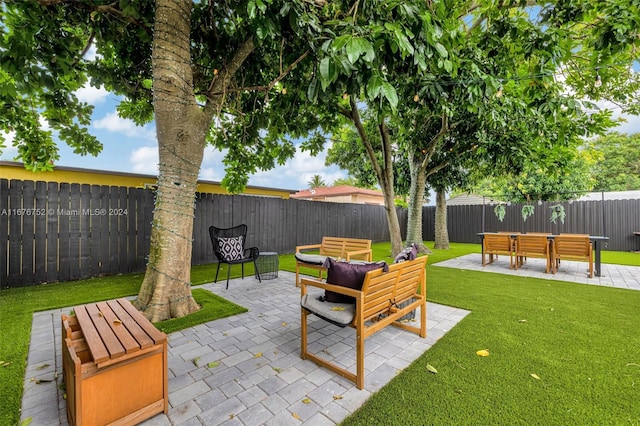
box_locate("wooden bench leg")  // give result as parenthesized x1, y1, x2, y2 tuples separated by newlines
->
(356, 329, 365, 390)
(301, 308, 308, 359)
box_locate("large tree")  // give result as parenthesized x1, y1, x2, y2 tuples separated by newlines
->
(588, 132, 640, 191)
(320, 0, 639, 254)
(0, 0, 327, 321)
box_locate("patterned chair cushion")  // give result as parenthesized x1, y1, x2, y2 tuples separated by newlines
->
(217, 236, 244, 261)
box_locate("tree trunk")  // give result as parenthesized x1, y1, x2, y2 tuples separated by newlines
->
(135, 0, 257, 322)
(434, 188, 450, 249)
(346, 101, 403, 257)
(135, 0, 205, 322)
(405, 151, 430, 254)
(382, 189, 403, 257)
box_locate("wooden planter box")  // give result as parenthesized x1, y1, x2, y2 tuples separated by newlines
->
(61, 298, 168, 426)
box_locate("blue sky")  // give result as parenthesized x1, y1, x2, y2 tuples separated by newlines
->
(0, 84, 347, 191)
(1, 78, 639, 191)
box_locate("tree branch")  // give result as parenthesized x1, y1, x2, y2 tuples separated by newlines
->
(206, 49, 309, 97)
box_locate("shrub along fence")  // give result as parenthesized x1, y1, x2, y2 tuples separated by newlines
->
(2, 178, 639, 288)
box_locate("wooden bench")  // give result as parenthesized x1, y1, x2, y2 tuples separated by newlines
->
(515, 234, 552, 273)
(482, 233, 515, 268)
(295, 237, 372, 286)
(61, 298, 168, 426)
(300, 256, 427, 389)
(552, 234, 593, 277)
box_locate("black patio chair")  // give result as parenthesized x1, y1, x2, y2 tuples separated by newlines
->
(209, 224, 261, 289)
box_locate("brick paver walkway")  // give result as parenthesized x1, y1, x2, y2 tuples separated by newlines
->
(20, 271, 470, 425)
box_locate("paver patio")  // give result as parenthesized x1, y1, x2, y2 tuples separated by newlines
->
(20, 271, 470, 426)
(436, 253, 640, 291)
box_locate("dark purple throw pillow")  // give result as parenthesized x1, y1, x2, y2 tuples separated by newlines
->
(324, 258, 386, 303)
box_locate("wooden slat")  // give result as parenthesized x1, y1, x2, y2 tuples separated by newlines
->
(106, 299, 161, 349)
(45, 182, 59, 284)
(33, 181, 47, 283)
(85, 303, 126, 359)
(73, 305, 110, 364)
(79, 184, 92, 279)
(115, 299, 166, 344)
(58, 183, 71, 282)
(90, 184, 102, 276)
(0, 179, 8, 289)
(8, 180, 22, 286)
(69, 183, 81, 281)
(99, 185, 110, 275)
(105, 299, 154, 350)
(95, 301, 141, 354)
(21, 180, 35, 285)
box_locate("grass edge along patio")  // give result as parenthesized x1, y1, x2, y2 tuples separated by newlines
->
(2, 242, 640, 425)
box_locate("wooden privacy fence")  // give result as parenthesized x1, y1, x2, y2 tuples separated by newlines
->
(0, 179, 403, 288)
(2, 178, 639, 288)
(420, 200, 640, 252)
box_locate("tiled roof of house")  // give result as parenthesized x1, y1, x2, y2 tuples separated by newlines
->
(291, 185, 383, 199)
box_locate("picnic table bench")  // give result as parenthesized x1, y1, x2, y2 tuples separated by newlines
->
(295, 236, 372, 286)
(300, 256, 427, 389)
(61, 298, 168, 426)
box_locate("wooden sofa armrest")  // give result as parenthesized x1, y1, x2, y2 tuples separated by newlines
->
(299, 277, 361, 299)
(295, 243, 323, 253)
(345, 249, 373, 262)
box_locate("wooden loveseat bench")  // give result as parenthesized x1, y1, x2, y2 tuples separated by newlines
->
(295, 237, 372, 286)
(300, 255, 428, 389)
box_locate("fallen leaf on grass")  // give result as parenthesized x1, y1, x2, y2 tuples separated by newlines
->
(530, 373, 541, 380)
(426, 364, 438, 374)
(476, 349, 490, 357)
(518, 319, 527, 323)
(0, 361, 11, 367)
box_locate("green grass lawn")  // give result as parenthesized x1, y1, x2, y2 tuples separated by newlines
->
(1, 243, 639, 425)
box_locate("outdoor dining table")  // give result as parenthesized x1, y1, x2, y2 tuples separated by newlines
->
(477, 233, 610, 277)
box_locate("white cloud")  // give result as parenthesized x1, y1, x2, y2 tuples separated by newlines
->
(248, 144, 347, 189)
(196, 141, 347, 190)
(94, 111, 156, 140)
(199, 146, 226, 181)
(75, 83, 110, 104)
(130, 146, 158, 174)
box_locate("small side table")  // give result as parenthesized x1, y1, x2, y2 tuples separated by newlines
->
(256, 252, 279, 280)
